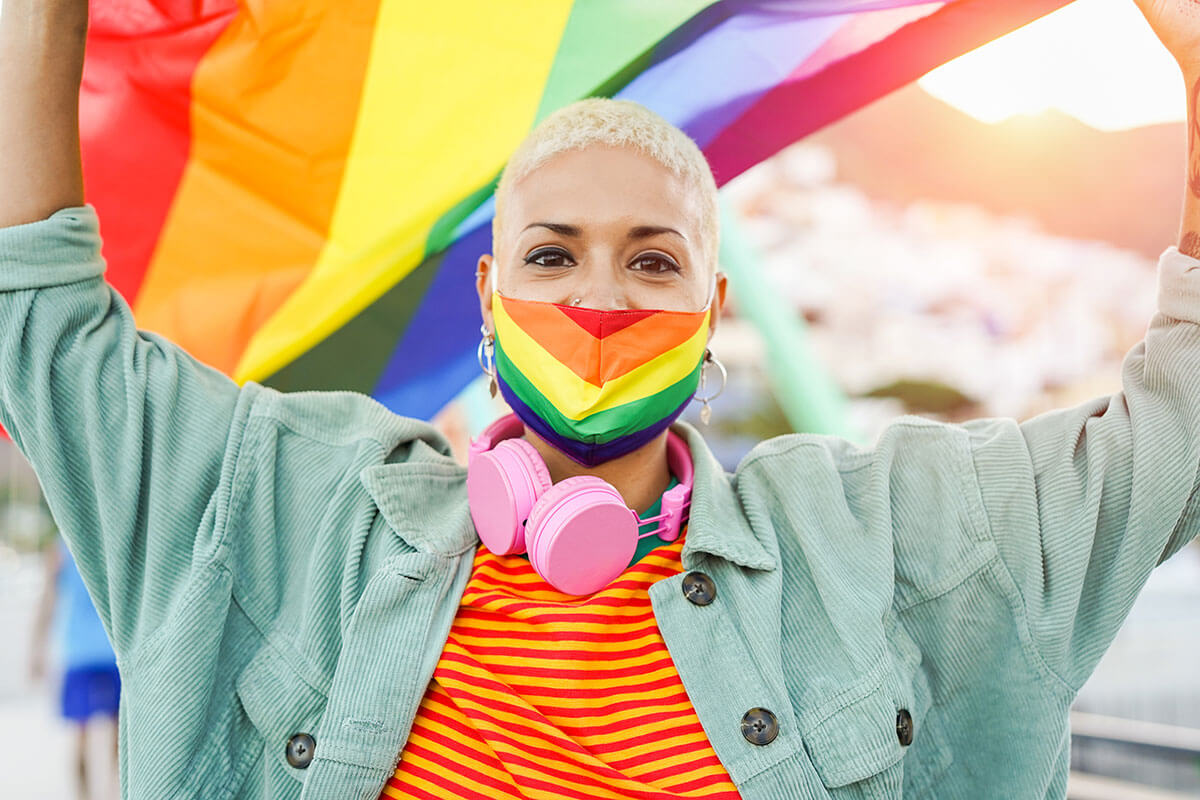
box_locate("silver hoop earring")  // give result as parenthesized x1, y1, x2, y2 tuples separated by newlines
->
(692, 349, 727, 425)
(477, 323, 498, 398)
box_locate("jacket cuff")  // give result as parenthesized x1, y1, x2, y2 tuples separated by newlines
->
(1159, 245, 1200, 323)
(0, 204, 106, 291)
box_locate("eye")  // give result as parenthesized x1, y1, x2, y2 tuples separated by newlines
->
(630, 253, 681, 274)
(523, 247, 574, 268)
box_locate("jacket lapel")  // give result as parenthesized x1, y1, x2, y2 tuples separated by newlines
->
(300, 461, 477, 800)
(652, 425, 801, 789)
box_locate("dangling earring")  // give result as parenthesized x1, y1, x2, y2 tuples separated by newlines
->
(693, 348, 727, 425)
(478, 323, 498, 398)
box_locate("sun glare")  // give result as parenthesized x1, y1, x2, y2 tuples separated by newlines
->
(918, 0, 1186, 131)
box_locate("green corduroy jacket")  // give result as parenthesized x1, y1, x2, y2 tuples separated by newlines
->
(1, 206, 1198, 799)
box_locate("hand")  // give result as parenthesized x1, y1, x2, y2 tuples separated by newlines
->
(1132, 0, 1200, 73)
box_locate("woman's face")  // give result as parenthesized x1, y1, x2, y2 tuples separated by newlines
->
(477, 145, 725, 331)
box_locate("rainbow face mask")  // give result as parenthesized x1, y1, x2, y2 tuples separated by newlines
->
(491, 289, 712, 466)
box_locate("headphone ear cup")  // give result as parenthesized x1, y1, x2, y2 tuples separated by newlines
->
(467, 438, 552, 555)
(526, 476, 639, 595)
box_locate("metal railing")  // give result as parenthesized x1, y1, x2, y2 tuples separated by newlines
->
(1068, 771, 1198, 800)
(1068, 711, 1200, 800)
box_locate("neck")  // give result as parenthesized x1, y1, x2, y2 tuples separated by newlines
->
(523, 428, 672, 516)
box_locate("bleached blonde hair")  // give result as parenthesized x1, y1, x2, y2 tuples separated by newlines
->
(492, 98, 720, 273)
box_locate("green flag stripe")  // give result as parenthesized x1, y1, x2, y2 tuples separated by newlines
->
(495, 338, 700, 445)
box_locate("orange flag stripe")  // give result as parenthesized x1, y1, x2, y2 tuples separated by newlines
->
(133, 1, 382, 374)
(498, 296, 708, 387)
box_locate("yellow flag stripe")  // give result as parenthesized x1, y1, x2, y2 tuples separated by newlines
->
(234, 1, 574, 382)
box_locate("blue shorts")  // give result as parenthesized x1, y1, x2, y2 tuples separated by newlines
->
(60, 664, 121, 722)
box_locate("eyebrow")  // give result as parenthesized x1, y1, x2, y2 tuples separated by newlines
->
(521, 222, 687, 241)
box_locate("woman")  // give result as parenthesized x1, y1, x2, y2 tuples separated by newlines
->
(3, 1, 1200, 798)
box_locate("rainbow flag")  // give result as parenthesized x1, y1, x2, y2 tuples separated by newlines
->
(80, 0, 1072, 419)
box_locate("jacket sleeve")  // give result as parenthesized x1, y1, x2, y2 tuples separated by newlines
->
(0, 205, 257, 657)
(965, 245, 1200, 691)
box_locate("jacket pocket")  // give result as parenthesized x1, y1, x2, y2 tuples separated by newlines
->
(803, 643, 952, 795)
(235, 643, 329, 792)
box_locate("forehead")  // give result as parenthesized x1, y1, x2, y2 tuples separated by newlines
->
(505, 145, 703, 240)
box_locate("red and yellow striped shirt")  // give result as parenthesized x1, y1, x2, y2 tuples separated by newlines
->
(380, 531, 741, 799)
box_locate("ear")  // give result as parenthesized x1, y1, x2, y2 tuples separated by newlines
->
(707, 271, 728, 342)
(476, 253, 495, 335)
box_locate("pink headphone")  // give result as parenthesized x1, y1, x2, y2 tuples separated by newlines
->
(466, 414, 693, 596)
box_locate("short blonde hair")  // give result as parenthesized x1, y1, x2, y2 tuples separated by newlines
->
(492, 98, 720, 272)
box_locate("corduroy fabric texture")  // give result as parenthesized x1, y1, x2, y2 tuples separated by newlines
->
(1, 205, 1198, 799)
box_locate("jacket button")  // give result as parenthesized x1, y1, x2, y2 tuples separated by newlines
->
(286, 733, 316, 768)
(740, 707, 779, 746)
(682, 571, 716, 606)
(896, 709, 914, 747)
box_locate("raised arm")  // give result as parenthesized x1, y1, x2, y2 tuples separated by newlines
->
(963, 1, 1200, 691)
(0, 0, 88, 225)
(1127, 0, 1200, 257)
(0, 0, 257, 659)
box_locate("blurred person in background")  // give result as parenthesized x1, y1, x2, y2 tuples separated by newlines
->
(30, 537, 120, 800)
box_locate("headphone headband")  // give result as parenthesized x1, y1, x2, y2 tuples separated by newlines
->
(468, 413, 525, 466)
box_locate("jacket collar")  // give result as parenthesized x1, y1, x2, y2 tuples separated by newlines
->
(672, 421, 776, 572)
(359, 436, 478, 559)
(359, 421, 777, 572)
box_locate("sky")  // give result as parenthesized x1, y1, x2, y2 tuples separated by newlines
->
(919, 0, 1187, 131)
